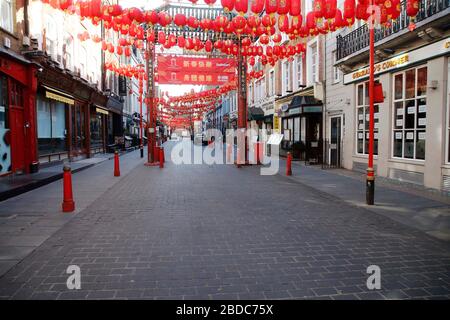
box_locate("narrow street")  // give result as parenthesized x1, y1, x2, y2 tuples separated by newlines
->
(0, 142, 449, 300)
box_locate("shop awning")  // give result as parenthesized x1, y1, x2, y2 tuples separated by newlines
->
(248, 107, 265, 121)
(289, 95, 322, 109)
(43, 86, 75, 105)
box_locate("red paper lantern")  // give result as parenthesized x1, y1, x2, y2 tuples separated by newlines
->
(265, 0, 278, 15)
(250, 0, 265, 14)
(290, 0, 301, 16)
(221, 0, 235, 12)
(107, 4, 122, 17)
(259, 34, 270, 44)
(204, 0, 217, 5)
(272, 33, 282, 43)
(174, 13, 187, 27)
(324, 0, 337, 20)
(145, 10, 159, 25)
(177, 36, 186, 48)
(247, 15, 261, 31)
(188, 16, 200, 29)
(343, 0, 355, 22)
(278, 15, 290, 32)
(406, 0, 419, 18)
(277, 0, 291, 16)
(235, 0, 248, 15)
(205, 40, 213, 52)
(314, 0, 325, 19)
(232, 15, 247, 33)
(128, 7, 144, 23)
(59, 0, 72, 11)
(158, 12, 172, 27)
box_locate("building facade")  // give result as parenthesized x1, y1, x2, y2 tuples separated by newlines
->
(329, 0, 450, 191)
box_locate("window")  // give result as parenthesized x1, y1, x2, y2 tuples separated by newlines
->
(295, 55, 303, 89)
(79, 46, 87, 79)
(332, 50, 341, 83)
(393, 66, 427, 160)
(307, 42, 318, 85)
(283, 61, 290, 94)
(356, 81, 379, 155)
(249, 84, 253, 103)
(269, 70, 275, 96)
(37, 97, 67, 155)
(1, 0, 14, 33)
(64, 35, 74, 70)
(45, 17, 57, 59)
(261, 76, 266, 99)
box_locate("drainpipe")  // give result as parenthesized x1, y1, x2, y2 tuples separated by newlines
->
(323, 35, 327, 167)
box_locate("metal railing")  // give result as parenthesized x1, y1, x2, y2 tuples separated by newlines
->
(336, 0, 450, 61)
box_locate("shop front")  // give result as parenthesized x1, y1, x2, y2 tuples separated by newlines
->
(90, 106, 108, 155)
(341, 37, 450, 190)
(279, 96, 323, 162)
(0, 49, 38, 175)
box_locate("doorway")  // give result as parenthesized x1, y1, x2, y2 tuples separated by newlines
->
(329, 115, 342, 168)
(9, 79, 26, 173)
(71, 102, 87, 158)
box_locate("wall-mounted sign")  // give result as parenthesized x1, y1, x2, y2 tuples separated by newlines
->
(344, 37, 450, 85)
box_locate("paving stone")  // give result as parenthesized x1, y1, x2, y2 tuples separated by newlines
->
(0, 143, 449, 300)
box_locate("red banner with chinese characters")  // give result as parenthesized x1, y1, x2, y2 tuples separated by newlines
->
(157, 55, 236, 85)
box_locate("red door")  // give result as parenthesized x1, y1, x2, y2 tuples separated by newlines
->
(9, 80, 26, 173)
(9, 107, 25, 172)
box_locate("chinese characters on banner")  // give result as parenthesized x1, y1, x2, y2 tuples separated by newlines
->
(157, 55, 236, 85)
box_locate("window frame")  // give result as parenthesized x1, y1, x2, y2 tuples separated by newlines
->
(0, 0, 14, 34)
(391, 66, 427, 161)
(355, 80, 380, 156)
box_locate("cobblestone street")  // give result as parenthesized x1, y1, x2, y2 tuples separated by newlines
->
(0, 143, 449, 300)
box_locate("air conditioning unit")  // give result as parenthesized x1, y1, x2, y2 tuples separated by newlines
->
(22, 36, 30, 47)
(3, 37, 11, 48)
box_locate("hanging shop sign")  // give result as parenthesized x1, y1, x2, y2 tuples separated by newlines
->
(344, 37, 450, 85)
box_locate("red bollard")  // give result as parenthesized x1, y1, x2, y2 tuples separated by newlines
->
(286, 152, 292, 176)
(114, 151, 120, 177)
(62, 166, 75, 212)
(159, 147, 164, 169)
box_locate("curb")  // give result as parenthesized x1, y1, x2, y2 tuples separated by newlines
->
(0, 150, 134, 203)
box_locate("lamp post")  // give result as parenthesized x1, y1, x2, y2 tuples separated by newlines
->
(366, 0, 376, 205)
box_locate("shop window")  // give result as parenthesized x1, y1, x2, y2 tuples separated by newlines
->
(356, 81, 379, 155)
(392, 66, 427, 160)
(1, 0, 14, 33)
(37, 98, 66, 155)
(269, 70, 275, 96)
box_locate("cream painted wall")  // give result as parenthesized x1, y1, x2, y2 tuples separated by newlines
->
(28, 1, 102, 89)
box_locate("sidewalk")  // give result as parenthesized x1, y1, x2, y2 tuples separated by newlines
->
(278, 159, 450, 242)
(0, 149, 146, 278)
(0, 151, 131, 202)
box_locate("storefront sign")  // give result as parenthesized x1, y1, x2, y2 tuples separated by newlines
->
(96, 107, 109, 115)
(289, 107, 301, 115)
(273, 115, 281, 133)
(303, 106, 322, 113)
(344, 37, 450, 85)
(45, 91, 74, 105)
